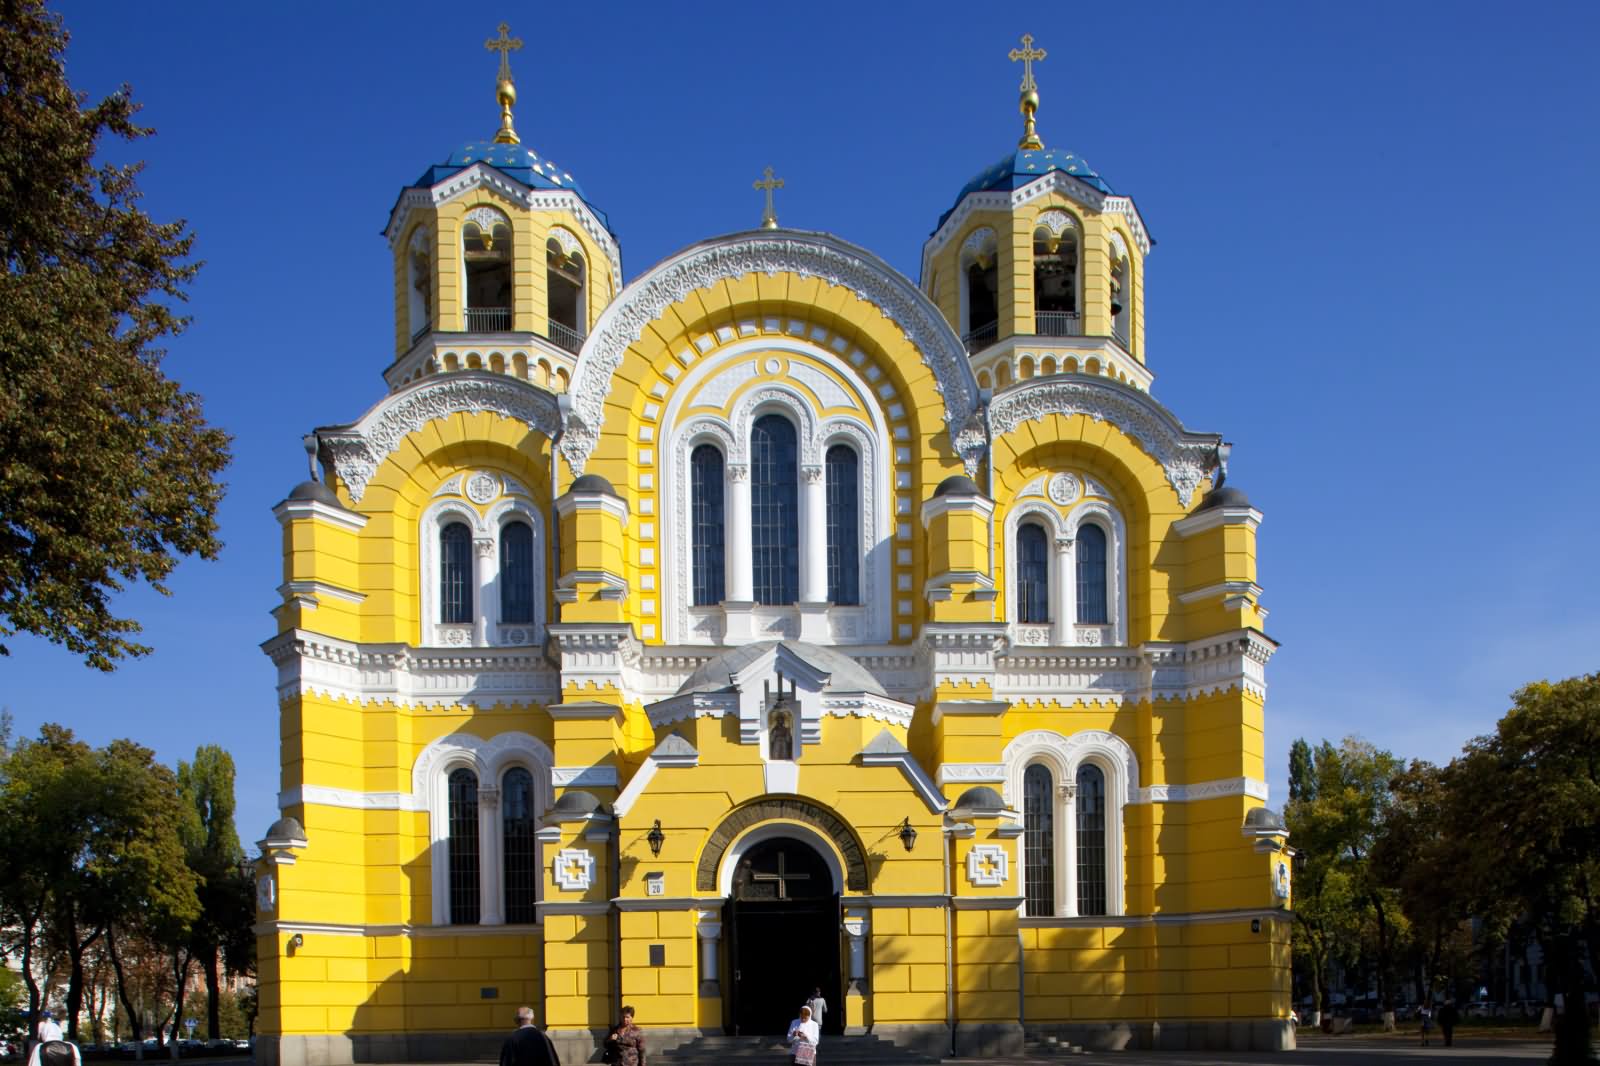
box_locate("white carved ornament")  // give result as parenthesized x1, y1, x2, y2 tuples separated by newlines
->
(988, 378, 1220, 506)
(966, 844, 1009, 887)
(1047, 473, 1080, 505)
(1034, 210, 1077, 237)
(465, 206, 509, 232)
(560, 234, 981, 477)
(548, 226, 583, 258)
(960, 226, 998, 263)
(319, 375, 560, 502)
(553, 847, 595, 891)
(465, 471, 501, 505)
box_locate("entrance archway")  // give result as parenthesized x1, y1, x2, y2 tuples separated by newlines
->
(725, 836, 842, 1036)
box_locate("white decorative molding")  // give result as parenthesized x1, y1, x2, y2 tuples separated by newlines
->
(960, 226, 998, 263)
(1132, 777, 1270, 804)
(1172, 504, 1263, 537)
(858, 733, 948, 813)
(548, 226, 583, 259)
(551, 766, 620, 788)
(552, 848, 596, 891)
(271, 496, 368, 533)
(936, 763, 1007, 785)
(1047, 473, 1080, 505)
(318, 373, 559, 502)
(464, 470, 501, 504)
(464, 205, 509, 232)
(561, 233, 980, 476)
(279, 784, 418, 812)
(988, 377, 1222, 506)
(1033, 209, 1078, 237)
(966, 844, 1010, 887)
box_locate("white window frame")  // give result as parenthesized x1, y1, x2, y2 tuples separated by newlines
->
(1003, 728, 1136, 918)
(413, 732, 554, 927)
(419, 490, 546, 648)
(1004, 496, 1127, 647)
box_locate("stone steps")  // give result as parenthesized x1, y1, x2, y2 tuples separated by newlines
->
(660, 1034, 942, 1066)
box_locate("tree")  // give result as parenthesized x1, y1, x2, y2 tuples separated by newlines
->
(0, 0, 231, 670)
(1448, 675, 1600, 1064)
(176, 746, 251, 1041)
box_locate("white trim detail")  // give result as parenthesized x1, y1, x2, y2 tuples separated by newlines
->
(561, 232, 981, 477)
(551, 766, 619, 788)
(966, 844, 1010, 888)
(1172, 505, 1264, 537)
(715, 822, 845, 899)
(278, 785, 417, 811)
(552, 848, 596, 891)
(271, 497, 368, 533)
(318, 372, 560, 503)
(1134, 777, 1270, 804)
(936, 763, 1007, 785)
(988, 377, 1222, 506)
(859, 739, 949, 813)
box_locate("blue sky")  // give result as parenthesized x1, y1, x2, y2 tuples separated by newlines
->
(6, 1, 1598, 845)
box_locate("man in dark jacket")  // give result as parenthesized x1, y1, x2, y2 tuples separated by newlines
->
(1437, 1000, 1459, 1047)
(501, 1007, 561, 1066)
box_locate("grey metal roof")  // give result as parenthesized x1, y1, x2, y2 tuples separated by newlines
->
(675, 640, 886, 697)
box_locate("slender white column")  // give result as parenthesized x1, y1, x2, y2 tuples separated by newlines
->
(800, 465, 828, 603)
(473, 537, 497, 646)
(725, 464, 753, 602)
(1060, 782, 1079, 918)
(696, 911, 722, 995)
(477, 787, 503, 925)
(1053, 536, 1074, 645)
(842, 912, 869, 987)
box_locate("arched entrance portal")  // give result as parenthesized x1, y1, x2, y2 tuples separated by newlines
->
(726, 837, 842, 1036)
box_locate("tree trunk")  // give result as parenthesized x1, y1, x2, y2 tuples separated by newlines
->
(203, 947, 221, 1040)
(1550, 930, 1594, 1066)
(169, 946, 194, 1059)
(106, 927, 145, 1052)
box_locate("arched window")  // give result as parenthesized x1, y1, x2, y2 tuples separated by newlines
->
(1110, 255, 1129, 347)
(546, 236, 586, 354)
(1076, 524, 1108, 624)
(502, 768, 537, 924)
(499, 521, 534, 624)
(408, 227, 432, 341)
(1017, 523, 1050, 624)
(1075, 764, 1107, 917)
(447, 767, 481, 925)
(964, 259, 999, 351)
(463, 214, 511, 331)
(825, 444, 859, 606)
(1033, 225, 1079, 337)
(750, 414, 799, 605)
(439, 522, 473, 624)
(691, 445, 726, 606)
(1023, 763, 1055, 917)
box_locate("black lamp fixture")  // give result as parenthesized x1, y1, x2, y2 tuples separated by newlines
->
(898, 817, 917, 852)
(647, 819, 665, 857)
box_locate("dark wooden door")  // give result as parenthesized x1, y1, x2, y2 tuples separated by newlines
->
(725, 838, 842, 1035)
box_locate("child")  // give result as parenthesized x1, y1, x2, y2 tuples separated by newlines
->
(1419, 1005, 1433, 1047)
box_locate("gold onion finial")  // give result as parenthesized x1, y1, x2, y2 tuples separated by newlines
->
(1008, 33, 1047, 150)
(754, 166, 785, 230)
(485, 22, 524, 145)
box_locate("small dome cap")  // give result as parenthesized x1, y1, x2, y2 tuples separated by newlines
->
(548, 790, 608, 817)
(287, 480, 342, 506)
(568, 474, 617, 495)
(1198, 485, 1251, 510)
(933, 475, 984, 498)
(951, 786, 1006, 815)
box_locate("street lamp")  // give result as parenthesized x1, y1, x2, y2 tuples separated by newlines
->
(898, 817, 917, 852)
(647, 819, 665, 857)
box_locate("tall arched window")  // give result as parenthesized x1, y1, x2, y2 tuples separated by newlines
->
(408, 227, 432, 341)
(1017, 523, 1050, 624)
(546, 236, 586, 353)
(1110, 256, 1129, 346)
(1076, 764, 1107, 917)
(1033, 225, 1079, 337)
(825, 444, 859, 606)
(463, 214, 511, 331)
(1076, 524, 1108, 624)
(1023, 764, 1055, 917)
(691, 445, 726, 606)
(447, 767, 481, 925)
(502, 768, 537, 924)
(500, 521, 534, 624)
(440, 522, 473, 624)
(750, 415, 799, 605)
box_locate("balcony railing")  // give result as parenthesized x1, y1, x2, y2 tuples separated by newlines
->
(547, 320, 587, 355)
(1113, 323, 1131, 349)
(411, 321, 431, 344)
(1035, 310, 1083, 337)
(464, 307, 512, 332)
(962, 320, 998, 354)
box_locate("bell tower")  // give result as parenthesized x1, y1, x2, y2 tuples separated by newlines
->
(920, 34, 1153, 394)
(381, 23, 623, 395)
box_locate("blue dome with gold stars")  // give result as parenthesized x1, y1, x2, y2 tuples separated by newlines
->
(416, 141, 605, 223)
(939, 147, 1112, 227)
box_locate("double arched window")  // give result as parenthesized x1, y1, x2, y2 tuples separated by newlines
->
(1008, 729, 1131, 918)
(959, 228, 1000, 352)
(1006, 497, 1124, 645)
(546, 233, 586, 354)
(1032, 212, 1080, 338)
(462, 209, 512, 331)
(424, 489, 545, 646)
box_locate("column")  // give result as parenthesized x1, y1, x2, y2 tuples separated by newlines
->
(1053, 535, 1075, 646)
(473, 536, 496, 646)
(725, 464, 753, 602)
(842, 909, 869, 1034)
(478, 786, 503, 925)
(1059, 781, 1078, 917)
(799, 465, 828, 603)
(696, 910, 722, 997)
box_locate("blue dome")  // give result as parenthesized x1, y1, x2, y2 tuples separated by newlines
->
(938, 147, 1112, 228)
(415, 140, 607, 224)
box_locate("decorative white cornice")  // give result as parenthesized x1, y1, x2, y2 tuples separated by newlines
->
(278, 784, 418, 812)
(276, 580, 366, 611)
(553, 489, 629, 529)
(988, 376, 1223, 506)
(384, 162, 622, 291)
(270, 497, 368, 532)
(1172, 505, 1264, 537)
(919, 492, 995, 529)
(317, 373, 560, 503)
(1133, 776, 1270, 804)
(260, 629, 561, 709)
(551, 766, 619, 788)
(936, 763, 1007, 786)
(561, 231, 982, 477)
(1176, 581, 1265, 609)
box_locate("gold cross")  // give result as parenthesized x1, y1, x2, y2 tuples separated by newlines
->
(754, 166, 785, 230)
(979, 852, 1001, 878)
(1009, 33, 1047, 92)
(485, 23, 523, 85)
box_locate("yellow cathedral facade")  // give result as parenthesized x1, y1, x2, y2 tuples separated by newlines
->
(255, 27, 1293, 1066)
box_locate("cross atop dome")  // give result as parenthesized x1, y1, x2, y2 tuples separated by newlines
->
(485, 22, 523, 145)
(1008, 32, 1047, 150)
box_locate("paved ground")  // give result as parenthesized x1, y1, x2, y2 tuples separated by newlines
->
(986, 1036, 1556, 1065)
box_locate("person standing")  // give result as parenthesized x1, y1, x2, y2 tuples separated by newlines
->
(500, 1007, 560, 1066)
(604, 1006, 645, 1066)
(36, 1013, 62, 1044)
(806, 988, 827, 1033)
(1418, 1004, 1432, 1047)
(1438, 999, 1458, 1047)
(786, 1005, 820, 1066)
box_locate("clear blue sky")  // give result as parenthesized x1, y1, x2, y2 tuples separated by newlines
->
(6, 1, 1598, 846)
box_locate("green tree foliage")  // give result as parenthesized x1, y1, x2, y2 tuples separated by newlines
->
(0, 0, 231, 670)
(1449, 675, 1600, 1064)
(177, 746, 252, 1040)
